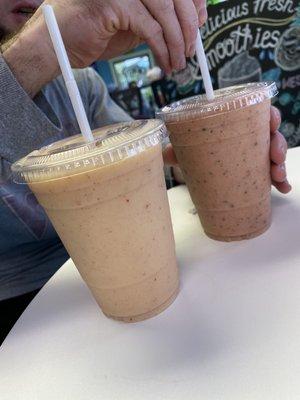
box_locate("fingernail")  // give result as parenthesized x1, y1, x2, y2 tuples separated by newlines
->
(164, 63, 172, 75)
(189, 46, 196, 59)
(199, 8, 208, 26)
(280, 144, 287, 154)
(274, 107, 281, 124)
(284, 180, 292, 191)
(181, 58, 187, 69)
(177, 59, 186, 71)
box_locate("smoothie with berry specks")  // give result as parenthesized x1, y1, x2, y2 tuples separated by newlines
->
(158, 82, 278, 241)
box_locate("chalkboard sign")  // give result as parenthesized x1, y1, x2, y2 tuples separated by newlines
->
(171, 0, 300, 147)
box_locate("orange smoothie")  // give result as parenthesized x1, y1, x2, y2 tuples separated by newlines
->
(12, 121, 179, 322)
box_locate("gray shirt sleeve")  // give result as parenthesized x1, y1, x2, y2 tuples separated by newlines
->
(0, 58, 131, 176)
(0, 55, 63, 164)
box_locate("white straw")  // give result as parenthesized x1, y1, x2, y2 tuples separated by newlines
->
(195, 30, 215, 101)
(42, 5, 94, 142)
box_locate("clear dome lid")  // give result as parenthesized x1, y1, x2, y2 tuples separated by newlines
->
(12, 120, 167, 183)
(156, 82, 278, 123)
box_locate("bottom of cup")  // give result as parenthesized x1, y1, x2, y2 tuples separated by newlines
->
(205, 220, 271, 242)
(103, 284, 180, 323)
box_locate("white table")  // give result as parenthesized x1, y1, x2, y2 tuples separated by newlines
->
(1, 148, 300, 400)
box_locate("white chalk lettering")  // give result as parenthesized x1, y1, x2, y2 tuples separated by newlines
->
(230, 24, 253, 53)
(253, 29, 281, 49)
(206, 25, 253, 69)
(253, 0, 294, 14)
(201, 2, 249, 39)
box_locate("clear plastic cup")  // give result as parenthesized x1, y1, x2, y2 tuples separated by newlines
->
(12, 120, 179, 322)
(157, 82, 278, 241)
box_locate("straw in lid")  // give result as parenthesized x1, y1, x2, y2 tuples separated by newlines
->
(42, 5, 94, 143)
(157, 82, 278, 123)
(12, 120, 167, 183)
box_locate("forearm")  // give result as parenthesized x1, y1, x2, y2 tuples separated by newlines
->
(0, 54, 62, 163)
(1, 21, 59, 98)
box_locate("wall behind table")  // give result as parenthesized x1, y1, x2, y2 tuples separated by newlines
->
(92, 44, 151, 91)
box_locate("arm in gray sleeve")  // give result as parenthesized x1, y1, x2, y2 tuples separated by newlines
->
(83, 68, 132, 129)
(0, 55, 62, 164)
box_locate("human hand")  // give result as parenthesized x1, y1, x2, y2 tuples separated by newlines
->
(38, 0, 207, 73)
(269, 106, 291, 194)
(3, 0, 207, 97)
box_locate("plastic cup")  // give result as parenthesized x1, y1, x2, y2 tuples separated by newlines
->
(157, 82, 278, 241)
(12, 120, 179, 322)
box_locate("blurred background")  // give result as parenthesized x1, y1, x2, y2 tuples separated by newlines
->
(92, 0, 300, 147)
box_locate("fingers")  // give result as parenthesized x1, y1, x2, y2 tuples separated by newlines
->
(271, 163, 292, 193)
(269, 108, 291, 193)
(162, 144, 178, 166)
(130, 0, 206, 71)
(142, 0, 186, 70)
(270, 106, 282, 133)
(130, 1, 172, 73)
(270, 128, 291, 193)
(272, 180, 292, 194)
(193, 0, 208, 26)
(271, 162, 287, 183)
(270, 130, 288, 165)
(173, 0, 200, 58)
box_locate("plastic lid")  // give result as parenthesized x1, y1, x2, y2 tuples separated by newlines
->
(12, 120, 166, 183)
(156, 82, 278, 123)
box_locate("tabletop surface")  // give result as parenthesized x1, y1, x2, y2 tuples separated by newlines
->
(1, 148, 300, 400)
